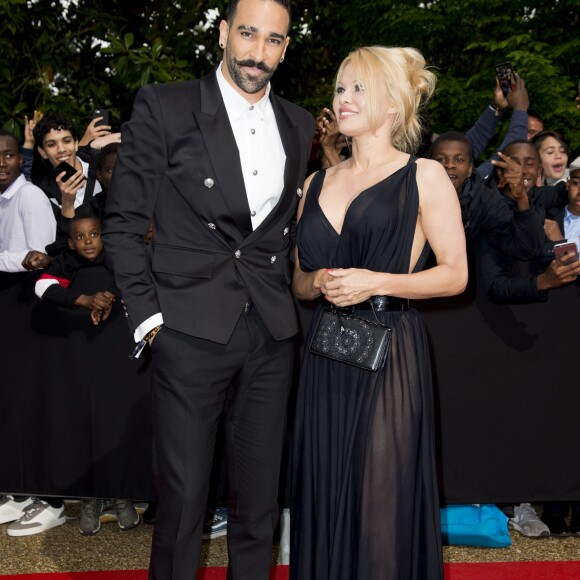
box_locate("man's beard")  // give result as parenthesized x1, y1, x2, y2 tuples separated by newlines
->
(225, 51, 277, 95)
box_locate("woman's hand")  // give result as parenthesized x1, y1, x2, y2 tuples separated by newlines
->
(321, 268, 380, 307)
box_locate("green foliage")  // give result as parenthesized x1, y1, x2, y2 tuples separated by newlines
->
(1, 0, 578, 153)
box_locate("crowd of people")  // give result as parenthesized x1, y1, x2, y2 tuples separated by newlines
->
(0, 0, 579, 579)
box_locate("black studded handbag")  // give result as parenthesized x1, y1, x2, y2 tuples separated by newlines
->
(309, 302, 392, 372)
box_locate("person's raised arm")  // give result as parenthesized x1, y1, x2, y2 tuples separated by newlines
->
(477, 76, 529, 181)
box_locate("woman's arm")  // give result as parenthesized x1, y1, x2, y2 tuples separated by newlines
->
(292, 172, 334, 300)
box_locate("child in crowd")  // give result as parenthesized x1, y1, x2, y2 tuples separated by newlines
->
(34, 209, 141, 535)
(531, 131, 570, 185)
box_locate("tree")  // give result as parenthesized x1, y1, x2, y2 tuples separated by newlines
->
(1, 0, 578, 153)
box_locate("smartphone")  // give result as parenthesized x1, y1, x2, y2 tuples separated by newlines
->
(52, 161, 82, 183)
(495, 62, 516, 98)
(553, 241, 579, 261)
(92, 108, 110, 127)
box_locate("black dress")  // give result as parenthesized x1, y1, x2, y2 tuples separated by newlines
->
(291, 157, 443, 579)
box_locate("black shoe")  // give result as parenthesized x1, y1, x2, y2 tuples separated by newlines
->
(542, 512, 569, 536)
(570, 512, 580, 536)
(143, 502, 156, 525)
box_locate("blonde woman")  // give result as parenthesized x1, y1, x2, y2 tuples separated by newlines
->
(291, 47, 467, 579)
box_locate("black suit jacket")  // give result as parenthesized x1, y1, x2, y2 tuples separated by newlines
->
(103, 70, 314, 344)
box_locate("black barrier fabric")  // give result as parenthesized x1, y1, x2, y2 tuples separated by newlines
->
(0, 271, 154, 501)
(419, 279, 580, 504)
(2, 269, 579, 505)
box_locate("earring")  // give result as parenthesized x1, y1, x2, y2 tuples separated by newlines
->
(220, 43, 224, 49)
(280, 56, 284, 63)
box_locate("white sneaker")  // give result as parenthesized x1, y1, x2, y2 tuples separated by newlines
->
(7, 499, 66, 536)
(0, 496, 34, 525)
(509, 503, 550, 537)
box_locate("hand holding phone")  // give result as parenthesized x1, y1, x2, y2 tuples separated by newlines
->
(92, 109, 110, 128)
(553, 241, 579, 262)
(51, 161, 80, 183)
(495, 62, 516, 98)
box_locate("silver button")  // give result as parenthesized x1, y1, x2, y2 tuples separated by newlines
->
(204, 178, 215, 188)
(251, 129, 256, 135)
(235, 250, 241, 259)
(297, 188, 303, 198)
(283, 227, 290, 236)
(270, 256, 277, 264)
(249, 105, 254, 111)
(253, 170, 258, 176)
(250, 210, 256, 217)
(208, 223, 216, 230)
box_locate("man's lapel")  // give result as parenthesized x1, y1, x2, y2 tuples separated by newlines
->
(194, 72, 253, 239)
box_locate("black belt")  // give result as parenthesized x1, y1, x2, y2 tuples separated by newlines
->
(353, 295, 409, 312)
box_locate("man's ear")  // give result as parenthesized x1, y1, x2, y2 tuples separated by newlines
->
(218, 20, 228, 49)
(280, 36, 290, 62)
(37, 146, 47, 160)
(467, 163, 473, 178)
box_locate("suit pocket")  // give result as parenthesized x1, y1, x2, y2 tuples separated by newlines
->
(151, 245, 216, 278)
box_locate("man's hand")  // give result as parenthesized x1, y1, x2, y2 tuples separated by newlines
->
(22, 250, 52, 271)
(56, 168, 86, 217)
(23, 110, 43, 149)
(537, 256, 580, 291)
(543, 219, 564, 242)
(507, 75, 529, 111)
(79, 117, 112, 146)
(90, 132, 121, 150)
(491, 151, 528, 206)
(76, 290, 115, 313)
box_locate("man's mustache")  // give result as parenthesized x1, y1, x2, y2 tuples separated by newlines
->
(235, 59, 274, 74)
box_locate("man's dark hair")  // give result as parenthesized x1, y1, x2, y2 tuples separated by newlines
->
(97, 142, 119, 170)
(528, 111, 544, 124)
(226, 0, 292, 29)
(0, 129, 19, 148)
(33, 112, 78, 148)
(530, 130, 569, 155)
(429, 131, 473, 162)
(501, 139, 540, 162)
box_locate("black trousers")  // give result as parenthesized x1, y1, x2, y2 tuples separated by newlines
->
(148, 305, 294, 580)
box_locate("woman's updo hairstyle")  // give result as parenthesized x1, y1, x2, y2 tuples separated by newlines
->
(335, 46, 436, 153)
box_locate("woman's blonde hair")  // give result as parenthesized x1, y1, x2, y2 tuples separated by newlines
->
(335, 46, 436, 153)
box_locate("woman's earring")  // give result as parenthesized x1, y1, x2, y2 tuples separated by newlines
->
(280, 56, 284, 63)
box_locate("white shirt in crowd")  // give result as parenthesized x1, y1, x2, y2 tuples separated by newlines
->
(0, 174, 56, 273)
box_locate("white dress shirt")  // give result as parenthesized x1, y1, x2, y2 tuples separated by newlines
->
(216, 62, 286, 229)
(0, 175, 57, 272)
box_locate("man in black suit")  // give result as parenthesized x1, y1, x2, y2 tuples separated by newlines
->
(103, 1, 314, 578)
